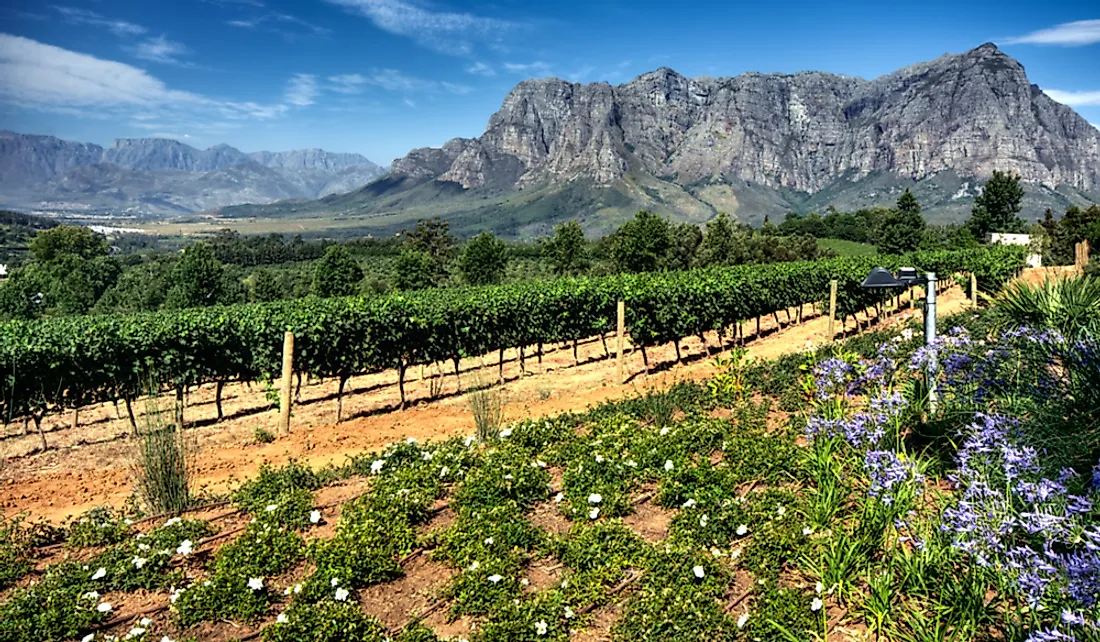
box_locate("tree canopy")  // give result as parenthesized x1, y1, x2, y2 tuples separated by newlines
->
(967, 171, 1025, 240)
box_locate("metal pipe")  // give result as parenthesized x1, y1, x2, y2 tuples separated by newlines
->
(925, 272, 937, 413)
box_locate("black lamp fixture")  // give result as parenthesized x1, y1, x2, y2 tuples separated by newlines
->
(860, 267, 906, 289)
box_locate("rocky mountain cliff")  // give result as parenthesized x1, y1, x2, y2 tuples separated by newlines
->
(0, 132, 384, 215)
(258, 43, 1095, 238)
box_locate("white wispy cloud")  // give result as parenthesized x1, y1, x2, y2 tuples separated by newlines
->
(326, 0, 519, 55)
(354, 68, 470, 94)
(225, 12, 329, 37)
(131, 35, 191, 65)
(1044, 89, 1100, 106)
(503, 61, 553, 77)
(465, 61, 495, 77)
(0, 34, 291, 122)
(328, 73, 368, 94)
(404, 97, 416, 108)
(1003, 19, 1100, 46)
(52, 6, 147, 37)
(285, 73, 319, 106)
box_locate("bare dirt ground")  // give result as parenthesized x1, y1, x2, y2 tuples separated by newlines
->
(1, 282, 980, 523)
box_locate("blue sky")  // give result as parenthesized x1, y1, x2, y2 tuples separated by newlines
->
(1, 1, 1098, 165)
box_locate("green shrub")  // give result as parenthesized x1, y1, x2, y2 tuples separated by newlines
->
(263, 600, 389, 642)
(233, 460, 320, 527)
(0, 515, 34, 590)
(66, 507, 130, 548)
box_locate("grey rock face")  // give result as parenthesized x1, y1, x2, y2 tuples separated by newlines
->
(391, 44, 1100, 194)
(0, 132, 384, 214)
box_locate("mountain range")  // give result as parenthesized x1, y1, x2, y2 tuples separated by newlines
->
(221, 43, 1100, 238)
(0, 132, 385, 216)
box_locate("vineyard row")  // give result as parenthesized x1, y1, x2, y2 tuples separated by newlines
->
(1, 246, 1025, 432)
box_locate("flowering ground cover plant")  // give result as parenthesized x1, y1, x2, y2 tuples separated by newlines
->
(1, 284, 1097, 641)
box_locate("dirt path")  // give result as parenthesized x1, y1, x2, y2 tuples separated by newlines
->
(1, 283, 975, 523)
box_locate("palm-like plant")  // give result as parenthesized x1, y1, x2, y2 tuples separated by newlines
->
(994, 275, 1100, 337)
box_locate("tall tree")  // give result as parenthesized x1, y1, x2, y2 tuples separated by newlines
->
(542, 220, 589, 276)
(667, 223, 703, 271)
(403, 217, 455, 279)
(164, 242, 225, 309)
(312, 245, 363, 298)
(458, 232, 509, 285)
(393, 250, 437, 291)
(611, 211, 672, 273)
(967, 171, 1025, 240)
(877, 190, 926, 254)
(699, 213, 738, 267)
(28, 225, 109, 262)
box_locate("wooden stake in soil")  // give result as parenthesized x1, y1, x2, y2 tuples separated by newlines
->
(32, 413, 46, 451)
(970, 273, 978, 309)
(174, 386, 184, 431)
(279, 331, 294, 435)
(616, 300, 625, 384)
(71, 407, 79, 430)
(827, 280, 837, 341)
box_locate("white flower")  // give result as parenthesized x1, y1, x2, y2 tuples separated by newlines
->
(92, 567, 107, 580)
(520, 578, 530, 586)
(731, 548, 742, 559)
(500, 428, 512, 438)
(594, 454, 604, 463)
(469, 561, 480, 570)
(589, 507, 600, 520)
(97, 602, 112, 613)
(331, 577, 340, 587)
(564, 606, 574, 619)
(802, 527, 814, 536)
(293, 583, 302, 594)
(169, 588, 183, 604)
(682, 498, 696, 508)
(736, 524, 748, 536)
(901, 328, 915, 341)
(588, 493, 602, 504)
(811, 597, 823, 611)
(176, 540, 193, 556)
(407, 437, 418, 444)
(335, 588, 349, 601)
(370, 459, 385, 474)
(693, 565, 705, 579)
(664, 460, 674, 471)
(503, 474, 514, 480)
(465, 435, 476, 447)
(626, 460, 638, 467)
(127, 627, 146, 639)
(161, 638, 175, 642)
(776, 505, 786, 516)
(440, 466, 450, 478)
(699, 514, 709, 528)
(553, 492, 564, 503)
(660, 426, 670, 436)
(132, 557, 147, 569)
(536, 460, 547, 468)
(265, 504, 278, 512)
(534, 620, 548, 635)
(422, 451, 432, 460)
(83, 635, 95, 642)
(484, 537, 495, 545)
(487, 574, 503, 584)
(164, 517, 181, 528)
(138, 543, 150, 552)
(140, 618, 152, 626)
(737, 612, 750, 629)
(247, 577, 264, 591)
(310, 510, 322, 524)
(276, 613, 289, 624)
(83, 591, 100, 600)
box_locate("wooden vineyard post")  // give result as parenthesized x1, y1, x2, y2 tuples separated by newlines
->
(616, 300, 625, 384)
(1077, 240, 1091, 269)
(827, 280, 837, 341)
(279, 331, 294, 435)
(970, 273, 978, 309)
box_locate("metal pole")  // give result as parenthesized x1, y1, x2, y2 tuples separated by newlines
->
(925, 273, 937, 413)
